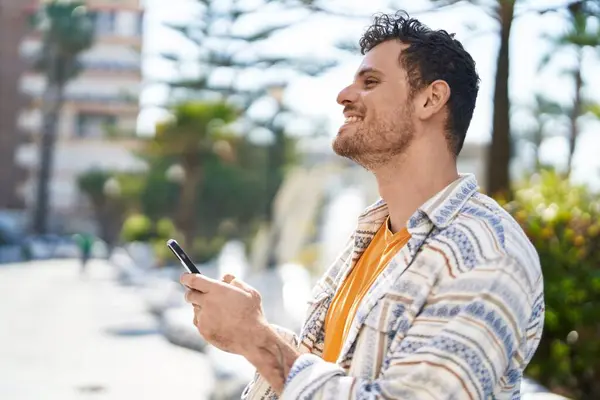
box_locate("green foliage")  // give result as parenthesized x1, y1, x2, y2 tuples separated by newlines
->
(193, 236, 227, 264)
(130, 135, 273, 233)
(196, 138, 271, 236)
(152, 101, 239, 158)
(156, 218, 178, 239)
(77, 169, 144, 212)
(503, 170, 600, 398)
(115, 173, 145, 200)
(125, 99, 289, 257)
(150, 217, 185, 266)
(35, 1, 95, 82)
(120, 214, 153, 242)
(76, 169, 111, 203)
(119, 213, 187, 266)
(163, 0, 336, 104)
(136, 156, 180, 220)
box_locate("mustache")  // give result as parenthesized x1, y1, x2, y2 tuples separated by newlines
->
(343, 105, 365, 115)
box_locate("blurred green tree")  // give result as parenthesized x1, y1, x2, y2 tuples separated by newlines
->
(31, 1, 95, 234)
(146, 101, 238, 250)
(514, 94, 565, 171)
(120, 213, 153, 243)
(119, 131, 285, 258)
(159, 0, 335, 222)
(424, 0, 517, 197)
(538, 1, 600, 176)
(503, 170, 600, 399)
(426, 0, 596, 197)
(76, 170, 125, 248)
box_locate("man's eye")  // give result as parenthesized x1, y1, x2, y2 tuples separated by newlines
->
(364, 79, 378, 87)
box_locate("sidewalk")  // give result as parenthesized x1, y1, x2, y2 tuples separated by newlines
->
(0, 259, 215, 400)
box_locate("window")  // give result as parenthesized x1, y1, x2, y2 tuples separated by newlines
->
(136, 13, 144, 36)
(94, 11, 117, 35)
(76, 113, 116, 138)
(117, 11, 144, 37)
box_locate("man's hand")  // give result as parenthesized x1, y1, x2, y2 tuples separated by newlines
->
(181, 272, 301, 394)
(180, 273, 269, 356)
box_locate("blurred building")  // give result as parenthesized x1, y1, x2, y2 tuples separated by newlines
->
(16, 0, 145, 233)
(0, 0, 29, 211)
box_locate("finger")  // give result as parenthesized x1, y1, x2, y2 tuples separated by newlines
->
(184, 288, 206, 307)
(192, 306, 200, 326)
(180, 273, 217, 293)
(228, 277, 253, 293)
(221, 273, 236, 284)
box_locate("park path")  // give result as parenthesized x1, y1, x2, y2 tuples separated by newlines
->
(0, 259, 214, 400)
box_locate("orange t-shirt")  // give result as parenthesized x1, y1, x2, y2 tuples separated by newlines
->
(322, 218, 411, 363)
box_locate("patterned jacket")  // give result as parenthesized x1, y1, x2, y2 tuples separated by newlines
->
(242, 174, 545, 400)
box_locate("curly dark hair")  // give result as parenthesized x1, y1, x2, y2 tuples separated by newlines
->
(359, 11, 480, 156)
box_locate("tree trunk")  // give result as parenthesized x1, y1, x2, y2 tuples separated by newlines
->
(97, 198, 122, 252)
(486, 0, 515, 198)
(32, 47, 64, 234)
(566, 51, 583, 177)
(177, 159, 202, 251)
(533, 125, 543, 171)
(266, 124, 286, 221)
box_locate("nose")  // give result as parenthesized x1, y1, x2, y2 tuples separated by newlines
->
(336, 83, 358, 106)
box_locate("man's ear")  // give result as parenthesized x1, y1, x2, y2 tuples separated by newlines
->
(414, 80, 451, 121)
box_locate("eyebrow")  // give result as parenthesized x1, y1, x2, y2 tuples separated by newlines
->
(356, 67, 384, 78)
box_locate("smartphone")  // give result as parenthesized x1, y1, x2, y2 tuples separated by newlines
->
(166, 239, 201, 274)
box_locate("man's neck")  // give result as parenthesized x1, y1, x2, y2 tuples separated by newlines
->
(372, 143, 459, 234)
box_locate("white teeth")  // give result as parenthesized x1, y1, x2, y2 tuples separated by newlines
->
(344, 116, 363, 123)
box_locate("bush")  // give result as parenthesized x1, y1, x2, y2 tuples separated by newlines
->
(120, 214, 153, 242)
(502, 170, 600, 399)
(193, 236, 226, 264)
(156, 217, 178, 239)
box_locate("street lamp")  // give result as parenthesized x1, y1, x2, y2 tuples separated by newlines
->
(166, 164, 185, 184)
(103, 177, 121, 198)
(213, 140, 234, 162)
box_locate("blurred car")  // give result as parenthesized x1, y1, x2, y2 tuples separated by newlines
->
(22, 234, 79, 260)
(0, 220, 24, 264)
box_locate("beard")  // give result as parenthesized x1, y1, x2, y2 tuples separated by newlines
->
(332, 106, 415, 170)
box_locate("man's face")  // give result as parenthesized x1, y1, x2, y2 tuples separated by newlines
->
(332, 40, 416, 169)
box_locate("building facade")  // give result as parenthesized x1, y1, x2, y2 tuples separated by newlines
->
(17, 0, 145, 232)
(0, 0, 30, 211)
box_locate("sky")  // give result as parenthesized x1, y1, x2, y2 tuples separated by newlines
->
(137, 0, 600, 190)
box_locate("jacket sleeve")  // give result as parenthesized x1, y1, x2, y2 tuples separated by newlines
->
(243, 234, 357, 400)
(280, 256, 545, 399)
(241, 325, 300, 400)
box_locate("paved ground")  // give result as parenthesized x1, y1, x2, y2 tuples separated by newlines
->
(0, 259, 214, 400)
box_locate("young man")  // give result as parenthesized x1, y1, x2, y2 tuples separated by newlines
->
(181, 12, 545, 399)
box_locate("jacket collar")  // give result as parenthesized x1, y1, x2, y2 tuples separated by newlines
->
(334, 174, 480, 364)
(357, 173, 480, 232)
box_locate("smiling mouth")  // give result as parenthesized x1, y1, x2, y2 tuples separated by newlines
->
(344, 116, 364, 124)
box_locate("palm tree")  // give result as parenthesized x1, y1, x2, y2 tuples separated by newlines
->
(76, 170, 116, 247)
(31, 1, 95, 234)
(539, 1, 600, 177)
(149, 101, 238, 250)
(487, 0, 517, 198)
(515, 94, 565, 171)
(77, 168, 147, 249)
(428, 1, 595, 196)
